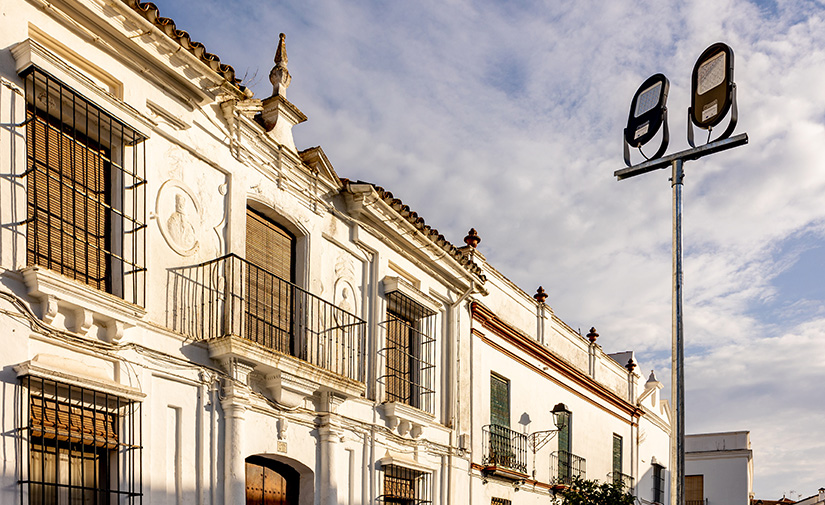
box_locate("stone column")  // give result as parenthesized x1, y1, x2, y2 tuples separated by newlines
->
(319, 392, 345, 505)
(219, 358, 254, 505)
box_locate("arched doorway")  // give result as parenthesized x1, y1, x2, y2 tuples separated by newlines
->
(245, 456, 300, 505)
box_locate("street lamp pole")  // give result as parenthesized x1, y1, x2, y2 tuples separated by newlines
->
(671, 158, 685, 505)
(614, 133, 747, 505)
(618, 43, 745, 505)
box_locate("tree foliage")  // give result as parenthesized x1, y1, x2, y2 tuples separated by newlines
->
(557, 476, 635, 505)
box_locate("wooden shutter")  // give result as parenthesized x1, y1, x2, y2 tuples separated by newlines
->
(27, 109, 110, 291)
(685, 475, 704, 502)
(385, 311, 414, 405)
(30, 396, 117, 449)
(245, 208, 294, 352)
(490, 374, 510, 428)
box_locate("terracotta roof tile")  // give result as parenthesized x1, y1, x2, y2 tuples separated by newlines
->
(121, 0, 247, 93)
(344, 180, 486, 281)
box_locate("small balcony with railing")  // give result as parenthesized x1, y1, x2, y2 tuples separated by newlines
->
(169, 254, 366, 403)
(481, 425, 529, 480)
(549, 450, 586, 486)
(609, 471, 634, 491)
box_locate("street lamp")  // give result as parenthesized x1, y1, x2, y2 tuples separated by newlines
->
(624, 73, 670, 166)
(614, 42, 748, 505)
(689, 42, 738, 147)
(551, 402, 571, 430)
(527, 403, 572, 480)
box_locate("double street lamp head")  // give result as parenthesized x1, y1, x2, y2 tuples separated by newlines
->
(623, 42, 739, 167)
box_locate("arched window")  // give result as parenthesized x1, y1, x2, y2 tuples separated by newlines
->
(245, 456, 299, 505)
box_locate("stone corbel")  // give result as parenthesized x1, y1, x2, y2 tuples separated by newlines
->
(265, 370, 316, 408)
(41, 295, 58, 324)
(278, 417, 289, 440)
(104, 320, 124, 343)
(398, 419, 411, 437)
(410, 424, 423, 439)
(386, 415, 400, 431)
(74, 307, 93, 336)
(380, 402, 433, 439)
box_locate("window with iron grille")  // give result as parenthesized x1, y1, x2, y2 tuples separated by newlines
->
(19, 375, 142, 504)
(491, 498, 511, 505)
(652, 463, 665, 503)
(23, 66, 147, 305)
(380, 291, 436, 413)
(380, 465, 431, 505)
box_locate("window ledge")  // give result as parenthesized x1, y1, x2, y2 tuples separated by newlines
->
(382, 276, 441, 315)
(15, 354, 145, 401)
(379, 449, 435, 473)
(380, 401, 435, 439)
(21, 266, 146, 342)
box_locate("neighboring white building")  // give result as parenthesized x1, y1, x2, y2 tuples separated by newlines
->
(795, 489, 825, 505)
(685, 431, 754, 505)
(0, 2, 670, 505)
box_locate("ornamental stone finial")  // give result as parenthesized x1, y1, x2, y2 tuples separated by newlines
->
(270, 33, 291, 98)
(534, 286, 548, 303)
(464, 228, 481, 248)
(586, 327, 599, 343)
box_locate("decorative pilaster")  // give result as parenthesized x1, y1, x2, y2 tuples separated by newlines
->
(218, 358, 254, 505)
(586, 327, 599, 378)
(534, 286, 548, 345)
(318, 414, 343, 505)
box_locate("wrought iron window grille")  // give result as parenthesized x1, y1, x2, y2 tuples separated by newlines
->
(378, 291, 436, 413)
(18, 375, 143, 504)
(379, 465, 432, 505)
(21, 66, 147, 306)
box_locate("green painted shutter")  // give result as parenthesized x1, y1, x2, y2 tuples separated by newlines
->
(557, 412, 571, 453)
(490, 375, 510, 428)
(612, 434, 623, 476)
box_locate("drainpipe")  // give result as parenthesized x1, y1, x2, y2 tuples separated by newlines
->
(447, 282, 475, 505)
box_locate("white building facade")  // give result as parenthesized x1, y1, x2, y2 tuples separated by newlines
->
(685, 431, 754, 505)
(0, 1, 670, 505)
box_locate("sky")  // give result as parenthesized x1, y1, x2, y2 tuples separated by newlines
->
(154, 0, 825, 499)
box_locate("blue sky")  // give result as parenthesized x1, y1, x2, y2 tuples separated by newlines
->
(156, 0, 825, 499)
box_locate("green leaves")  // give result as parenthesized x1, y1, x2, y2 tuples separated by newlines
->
(557, 476, 635, 505)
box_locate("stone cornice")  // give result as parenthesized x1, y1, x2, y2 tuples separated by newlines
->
(472, 302, 643, 420)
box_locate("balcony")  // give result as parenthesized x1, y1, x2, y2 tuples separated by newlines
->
(550, 450, 586, 485)
(169, 254, 366, 388)
(481, 425, 528, 479)
(609, 471, 634, 490)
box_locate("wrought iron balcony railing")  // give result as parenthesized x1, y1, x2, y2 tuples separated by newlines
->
(482, 424, 528, 475)
(550, 450, 586, 485)
(169, 254, 365, 382)
(609, 471, 634, 490)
